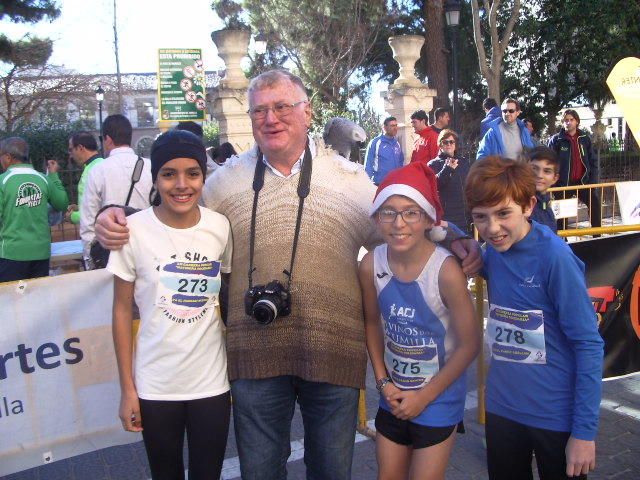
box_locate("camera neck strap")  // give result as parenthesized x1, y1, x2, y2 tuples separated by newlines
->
(248, 142, 313, 289)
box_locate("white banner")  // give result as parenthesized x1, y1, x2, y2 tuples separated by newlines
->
(615, 181, 640, 225)
(551, 197, 579, 220)
(0, 269, 140, 477)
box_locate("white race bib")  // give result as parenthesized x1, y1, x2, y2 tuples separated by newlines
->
(384, 337, 440, 389)
(487, 304, 546, 364)
(155, 259, 221, 324)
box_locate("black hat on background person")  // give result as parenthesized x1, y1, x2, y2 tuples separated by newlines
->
(175, 121, 204, 139)
(211, 142, 237, 166)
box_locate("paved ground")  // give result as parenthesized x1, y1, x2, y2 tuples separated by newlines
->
(3, 363, 639, 480)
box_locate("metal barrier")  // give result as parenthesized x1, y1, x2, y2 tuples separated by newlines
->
(357, 390, 375, 439)
(550, 182, 618, 232)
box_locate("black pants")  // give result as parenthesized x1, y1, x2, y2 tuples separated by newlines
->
(0, 258, 49, 283)
(139, 391, 231, 480)
(577, 186, 602, 228)
(485, 412, 587, 480)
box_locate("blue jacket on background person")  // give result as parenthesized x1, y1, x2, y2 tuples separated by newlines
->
(364, 134, 404, 185)
(480, 106, 502, 137)
(477, 118, 535, 160)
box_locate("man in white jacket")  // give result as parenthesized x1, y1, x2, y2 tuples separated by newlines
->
(80, 114, 152, 266)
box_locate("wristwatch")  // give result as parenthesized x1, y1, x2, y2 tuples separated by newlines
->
(376, 376, 391, 392)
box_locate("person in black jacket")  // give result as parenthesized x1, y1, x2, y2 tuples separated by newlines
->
(548, 109, 601, 228)
(428, 129, 473, 233)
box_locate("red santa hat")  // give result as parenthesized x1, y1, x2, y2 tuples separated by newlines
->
(370, 162, 446, 241)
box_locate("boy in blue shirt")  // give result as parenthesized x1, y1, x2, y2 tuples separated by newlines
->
(465, 156, 604, 479)
(528, 146, 560, 233)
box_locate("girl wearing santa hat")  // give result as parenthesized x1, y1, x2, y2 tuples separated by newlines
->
(359, 161, 481, 479)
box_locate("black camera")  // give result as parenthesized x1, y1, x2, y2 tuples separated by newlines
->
(244, 280, 292, 325)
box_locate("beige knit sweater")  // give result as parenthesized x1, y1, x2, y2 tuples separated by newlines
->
(203, 139, 378, 389)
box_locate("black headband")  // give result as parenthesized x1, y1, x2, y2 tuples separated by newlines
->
(151, 130, 207, 182)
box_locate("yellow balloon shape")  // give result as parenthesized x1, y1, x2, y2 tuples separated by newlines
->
(606, 57, 640, 144)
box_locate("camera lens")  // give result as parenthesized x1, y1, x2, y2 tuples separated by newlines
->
(252, 298, 278, 325)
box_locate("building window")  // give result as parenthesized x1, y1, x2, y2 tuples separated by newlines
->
(136, 136, 154, 157)
(136, 99, 155, 127)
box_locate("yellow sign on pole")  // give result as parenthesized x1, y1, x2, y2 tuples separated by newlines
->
(606, 57, 640, 144)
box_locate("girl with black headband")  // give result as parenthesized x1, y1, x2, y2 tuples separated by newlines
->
(108, 129, 232, 479)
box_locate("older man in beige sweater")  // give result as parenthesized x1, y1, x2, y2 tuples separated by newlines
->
(94, 69, 480, 480)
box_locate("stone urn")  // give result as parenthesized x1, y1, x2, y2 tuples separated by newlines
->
(211, 27, 251, 89)
(388, 35, 425, 88)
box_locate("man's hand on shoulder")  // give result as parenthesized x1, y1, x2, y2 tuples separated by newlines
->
(565, 437, 596, 477)
(451, 237, 482, 277)
(95, 207, 130, 250)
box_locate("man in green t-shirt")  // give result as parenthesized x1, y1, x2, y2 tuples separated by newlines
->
(0, 137, 69, 282)
(65, 131, 103, 224)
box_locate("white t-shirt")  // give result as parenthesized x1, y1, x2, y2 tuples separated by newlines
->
(107, 206, 232, 401)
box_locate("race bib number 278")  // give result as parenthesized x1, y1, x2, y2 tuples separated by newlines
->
(487, 304, 546, 364)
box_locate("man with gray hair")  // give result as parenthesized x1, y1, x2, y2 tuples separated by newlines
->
(94, 69, 481, 479)
(0, 137, 68, 282)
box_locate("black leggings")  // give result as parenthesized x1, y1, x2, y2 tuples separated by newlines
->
(139, 391, 231, 480)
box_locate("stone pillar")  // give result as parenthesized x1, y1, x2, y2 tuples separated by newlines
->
(381, 35, 438, 164)
(210, 28, 254, 153)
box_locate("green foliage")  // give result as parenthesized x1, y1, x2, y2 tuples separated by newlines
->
(360, 1, 486, 139)
(350, 101, 383, 147)
(3, 119, 86, 169)
(211, 0, 249, 29)
(0, 34, 52, 65)
(505, 0, 640, 134)
(0, 0, 60, 61)
(202, 121, 220, 148)
(1, 119, 92, 200)
(244, 0, 387, 104)
(0, 0, 60, 23)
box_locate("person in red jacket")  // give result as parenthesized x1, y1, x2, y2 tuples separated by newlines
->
(410, 107, 451, 164)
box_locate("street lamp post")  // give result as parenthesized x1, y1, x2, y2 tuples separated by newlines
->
(444, 0, 461, 133)
(254, 32, 267, 73)
(95, 86, 105, 156)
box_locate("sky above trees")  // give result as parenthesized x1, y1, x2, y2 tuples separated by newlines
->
(0, 0, 226, 74)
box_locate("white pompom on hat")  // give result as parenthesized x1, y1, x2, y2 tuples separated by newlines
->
(370, 162, 447, 242)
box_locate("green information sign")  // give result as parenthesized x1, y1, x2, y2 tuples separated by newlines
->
(158, 48, 206, 122)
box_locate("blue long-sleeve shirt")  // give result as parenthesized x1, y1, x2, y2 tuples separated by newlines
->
(364, 134, 404, 185)
(482, 221, 603, 440)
